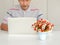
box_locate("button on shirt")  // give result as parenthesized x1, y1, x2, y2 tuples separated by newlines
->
(3, 5, 45, 24)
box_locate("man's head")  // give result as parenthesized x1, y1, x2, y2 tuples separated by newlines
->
(18, 0, 31, 11)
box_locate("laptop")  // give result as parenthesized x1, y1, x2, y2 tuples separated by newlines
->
(8, 17, 36, 35)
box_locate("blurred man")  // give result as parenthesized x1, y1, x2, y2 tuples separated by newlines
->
(1, 0, 44, 31)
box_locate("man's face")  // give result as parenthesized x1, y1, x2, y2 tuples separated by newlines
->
(18, 0, 31, 10)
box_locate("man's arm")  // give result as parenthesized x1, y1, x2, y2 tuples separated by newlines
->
(1, 23, 8, 31)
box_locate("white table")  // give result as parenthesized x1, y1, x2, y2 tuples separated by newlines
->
(0, 30, 60, 45)
(0, 30, 8, 45)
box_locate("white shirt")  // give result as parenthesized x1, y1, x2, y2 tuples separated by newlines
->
(3, 5, 45, 24)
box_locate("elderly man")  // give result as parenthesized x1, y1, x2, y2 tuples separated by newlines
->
(1, 0, 44, 31)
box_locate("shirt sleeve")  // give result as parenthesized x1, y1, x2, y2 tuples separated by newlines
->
(2, 10, 12, 24)
(37, 10, 47, 20)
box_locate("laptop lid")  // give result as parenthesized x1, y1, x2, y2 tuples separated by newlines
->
(8, 17, 36, 35)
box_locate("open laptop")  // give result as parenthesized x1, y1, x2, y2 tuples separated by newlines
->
(8, 17, 36, 35)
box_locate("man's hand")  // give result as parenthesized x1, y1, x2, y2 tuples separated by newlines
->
(1, 23, 8, 31)
(0, 24, 1, 30)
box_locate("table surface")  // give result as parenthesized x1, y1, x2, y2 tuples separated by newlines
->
(0, 30, 60, 45)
